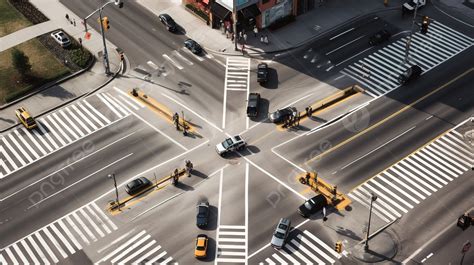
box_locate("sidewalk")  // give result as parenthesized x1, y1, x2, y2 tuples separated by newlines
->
(0, 0, 121, 132)
(138, 0, 404, 55)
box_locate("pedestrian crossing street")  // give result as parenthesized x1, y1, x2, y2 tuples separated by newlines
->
(96, 230, 175, 264)
(0, 88, 144, 178)
(258, 230, 342, 265)
(348, 124, 473, 223)
(341, 20, 474, 97)
(225, 57, 250, 92)
(0, 202, 117, 264)
(216, 225, 247, 263)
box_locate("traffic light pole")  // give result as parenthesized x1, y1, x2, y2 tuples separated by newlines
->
(98, 8, 111, 75)
(404, 3, 420, 63)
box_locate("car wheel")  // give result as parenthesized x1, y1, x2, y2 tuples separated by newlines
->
(237, 145, 244, 151)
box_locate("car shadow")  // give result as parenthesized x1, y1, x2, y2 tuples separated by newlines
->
(175, 25, 186, 35)
(245, 145, 260, 154)
(35, 120, 50, 134)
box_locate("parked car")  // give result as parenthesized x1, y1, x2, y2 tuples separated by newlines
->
(184, 39, 202, 54)
(398, 65, 422, 85)
(159, 13, 177, 32)
(125, 177, 152, 195)
(196, 200, 210, 228)
(298, 194, 328, 218)
(369, 29, 391, 46)
(15, 107, 37, 129)
(257, 63, 269, 84)
(246, 93, 261, 118)
(402, 0, 426, 12)
(271, 218, 291, 249)
(269, 107, 297, 123)
(194, 234, 208, 258)
(50, 31, 71, 47)
(215, 135, 246, 156)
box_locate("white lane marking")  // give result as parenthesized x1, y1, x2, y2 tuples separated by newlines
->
(114, 87, 146, 108)
(364, 182, 408, 213)
(384, 171, 425, 199)
(0, 253, 8, 265)
(80, 207, 105, 238)
(72, 212, 97, 242)
(400, 160, 443, 188)
(219, 225, 246, 229)
(272, 253, 288, 264)
(326, 34, 366, 55)
(147, 60, 159, 70)
(349, 191, 392, 222)
(215, 169, 224, 263)
(83, 99, 111, 123)
(330, 27, 354, 40)
(370, 179, 413, 209)
(271, 149, 306, 172)
(245, 163, 249, 261)
(130, 111, 188, 151)
(182, 47, 205, 61)
(285, 242, 315, 264)
(65, 215, 89, 245)
(246, 58, 250, 130)
(226, 88, 248, 91)
(222, 58, 229, 129)
(173, 50, 193, 65)
(98, 230, 147, 262)
(265, 258, 276, 265)
(35, 231, 59, 263)
(303, 230, 342, 258)
(162, 54, 184, 70)
(278, 246, 301, 264)
(377, 174, 420, 204)
(21, 127, 46, 156)
(335, 47, 372, 67)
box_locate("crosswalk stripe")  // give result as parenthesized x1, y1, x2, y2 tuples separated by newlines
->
(131, 245, 161, 265)
(218, 245, 246, 249)
(12, 244, 28, 264)
(409, 155, 453, 181)
(352, 189, 396, 221)
(79, 208, 104, 238)
(370, 179, 412, 209)
(50, 223, 76, 254)
(39, 118, 66, 147)
(292, 237, 327, 264)
(105, 93, 132, 114)
(145, 251, 168, 264)
(43, 116, 69, 145)
(431, 22, 472, 45)
(219, 231, 246, 236)
(218, 238, 246, 242)
(355, 62, 394, 89)
(445, 132, 472, 152)
(57, 219, 82, 250)
(173, 50, 193, 65)
(219, 251, 246, 256)
(359, 186, 401, 218)
(410, 37, 446, 61)
(436, 137, 471, 162)
(364, 182, 408, 213)
(428, 143, 470, 168)
(279, 247, 301, 264)
(428, 30, 464, 52)
(65, 215, 89, 245)
(119, 95, 139, 111)
(434, 21, 474, 41)
(272, 253, 288, 264)
(404, 157, 448, 185)
(0, 253, 7, 265)
(27, 236, 49, 265)
(119, 240, 156, 264)
(2, 137, 26, 166)
(162, 54, 184, 70)
(399, 160, 442, 188)
(31, 126, 53, 153)
(91, 202, 118, 230)
(72, 212, 97, 242)
(219, 225, 246, 229)
(102, 93, 129, 116)
(392, 165, 432, 195)
(85, 205, 111, 234)
(72, 105, 98, 130)
(384, 170, 426, 199)
(1, 145, 18, 170)
(181, 47, 205, 61)
(59, 109, 85, 137)
(0, 157, 11, 176)
(421, 148, 463, 175)
(49, 114, 73, 143)
(83, 99, 111, 123)
(111, 234, 151, 263)
(378, 174, 420, 204)
(265, 257, 276, 265)
(100, 230, 147, 262)
(21, 238, 40, 264)
(303, 230, 342, 258)
(35, 231, 58, 263)
(11, 131, 37, 162)
(114, 87, 146, 108)
(286, 235, 325, 264)
(362, 58, 398, 82)
(97, 94, 123, 118)
(43, 227, 68, 258)
(66, 107, 92, 134)
(340, 69, 380, 97)
(77, 102, 105, 127)
(395, 162, 437, 192)
(370, 53, 404, 72)
(21, 127, 46, 156)
(5, 247, 19, 265)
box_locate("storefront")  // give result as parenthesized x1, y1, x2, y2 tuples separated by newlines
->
(210, 1, 231, 28)
(260, 0, 293, 28)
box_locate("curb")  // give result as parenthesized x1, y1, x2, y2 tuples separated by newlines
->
(0, 57, 123, 133)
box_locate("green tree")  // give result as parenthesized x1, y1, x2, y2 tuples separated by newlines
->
(11, 48, 32, 77)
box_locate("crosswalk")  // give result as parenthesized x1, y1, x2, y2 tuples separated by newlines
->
(349, 123, 473, 223)
(216, 225, 247, 263)
(0, 88, 144, 178)
(225, 57, 250, 92)
(95, 230, 174, 264)
(258, 230, 342, 265)
(135, 49, 225, 78)
(0, 202, 118, 264)
(341, 20, 474, 97)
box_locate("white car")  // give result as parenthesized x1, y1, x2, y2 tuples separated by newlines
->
(403, 0, 426, 12)
(215, 135, 246, 156)
(51, 31, 71, 47)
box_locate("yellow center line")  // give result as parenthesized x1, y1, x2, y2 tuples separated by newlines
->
(304, 68, 473, 166)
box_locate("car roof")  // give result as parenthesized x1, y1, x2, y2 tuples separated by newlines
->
(309, 194, 327, 205)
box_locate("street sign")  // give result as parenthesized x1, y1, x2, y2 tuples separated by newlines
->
(462, 241, 471, 254)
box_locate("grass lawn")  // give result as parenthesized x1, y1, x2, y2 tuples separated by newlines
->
(0, 38, 70, 104)
(0, 0, 32, 37)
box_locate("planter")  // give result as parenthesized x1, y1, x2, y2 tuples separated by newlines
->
(185, 4, 209, 23)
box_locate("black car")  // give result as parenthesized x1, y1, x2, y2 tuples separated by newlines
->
(125, 177, 152, 195)
(298, 194, 328, 218)
(269, 107, 297, 123)
(196, 201, 210, 228)
(398, 65, 422, 85)
(369, 29, 391, 46)
(184, 39, 202, 54)
(257, 63, 269, 84)
(159, 13, 177, 32)
(246, 93, 261, 118)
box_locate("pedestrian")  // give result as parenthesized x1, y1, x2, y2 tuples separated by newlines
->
(65, 13, 70, 22)
(305, 107, 309, 116)
(264, 35, 269, 45)
(239, 31, 243, 40)
(253, 26, 258, 37)
(260, 35, 264, 44)
(308, 106, 313, 117)
(73, 18, 76, 27)
(231, 33, 235, 42)
(241, 43, 245, 55)
(243, 33, 247, 43)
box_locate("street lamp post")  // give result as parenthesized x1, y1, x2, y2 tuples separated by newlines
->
(365, 193, 378, 251)
(404, 2, 420, 63)
(108, 173, 120, 210)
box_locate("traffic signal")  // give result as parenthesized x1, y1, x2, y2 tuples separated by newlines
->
(102, 17, 110, 30)
(335, 241, 343, 253)
(120, 53, 124, 61)
(421, 16, 429, 34)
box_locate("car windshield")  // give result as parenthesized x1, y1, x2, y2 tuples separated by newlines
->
(304, 200, 314, 210)
(222, 139, 233, 149)
(196, 245, 206, 251)
(274, 232, 285, 239)
(198, 206, 208, 215)
(278, 223, 288, 230)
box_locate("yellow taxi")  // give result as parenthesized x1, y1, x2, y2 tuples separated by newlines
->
(194, 234, 208, 259)
(15, 107, 37, 129)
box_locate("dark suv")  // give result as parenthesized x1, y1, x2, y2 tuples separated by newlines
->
(298, 194, 328, 218)
(246, 93, 261, 118)
(159, 13, 177, 32)
(398, 65, 422, 85)
(257, 63, 269, 84)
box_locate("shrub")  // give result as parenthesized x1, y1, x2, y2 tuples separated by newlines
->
(11, 48, 31, 77)
(70, 48, 92, 68)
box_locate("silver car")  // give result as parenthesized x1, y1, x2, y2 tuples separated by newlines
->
(270, 218, 291, 249)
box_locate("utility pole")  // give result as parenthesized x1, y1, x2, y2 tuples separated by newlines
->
(107, 173, 120, 210)
(404, 2, 420, 63)
(233, 0, 238, 51)
(365, 193, 377, 251)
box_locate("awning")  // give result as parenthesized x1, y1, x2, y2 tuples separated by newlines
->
(202, 0, 209, 4)
(211, 2, 231, 20)
(241, 4, 261, 19)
